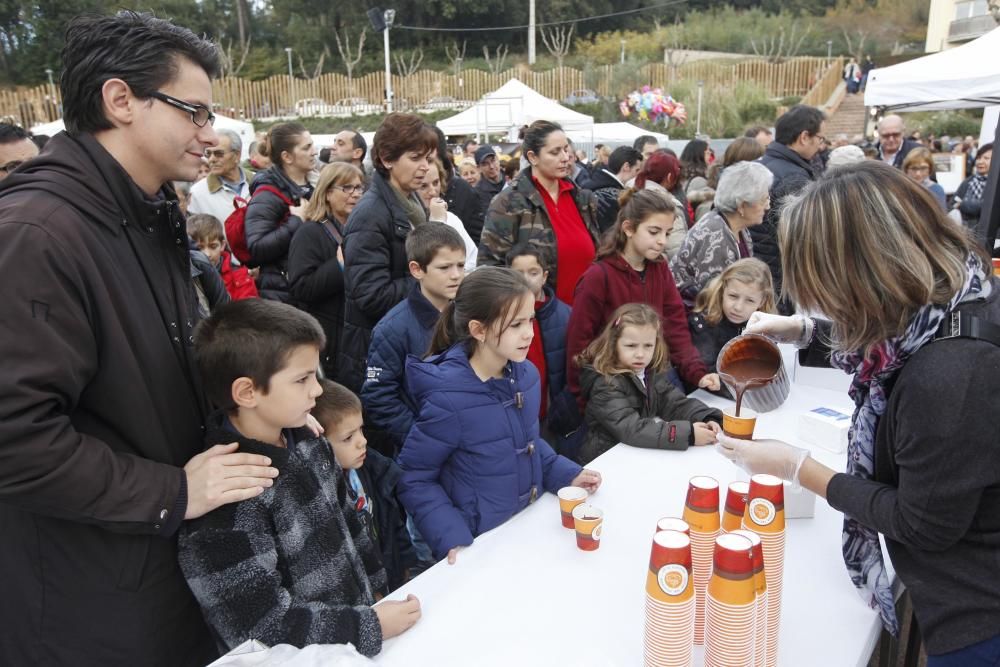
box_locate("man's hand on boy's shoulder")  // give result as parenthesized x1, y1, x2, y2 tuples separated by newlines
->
(184, 442, 279, 520)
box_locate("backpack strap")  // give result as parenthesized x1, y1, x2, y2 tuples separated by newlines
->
(253, 184, 294, 206)
(933, 310, 1000, 348)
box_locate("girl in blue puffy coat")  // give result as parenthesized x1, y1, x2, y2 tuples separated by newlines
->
(397, 267, 603, 563)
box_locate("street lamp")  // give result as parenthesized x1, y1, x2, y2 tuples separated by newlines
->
(383, 9, 396, 112)
(44, 67, 58, 119)
(826, 40, 833, 59)
(696, 80, 704, 137)
(620, 39, 626, 65)
(284, 47, 294, 114)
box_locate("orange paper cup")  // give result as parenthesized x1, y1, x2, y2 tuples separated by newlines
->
(993, 258, 1000, 277)
(723, 406, 757, 439)
(683, 476, 721, 532)
(572, 504, 604, 551)
(558, 486, 587, 529)
(707, 533, 756, 606)
(743, 473, 786, 533)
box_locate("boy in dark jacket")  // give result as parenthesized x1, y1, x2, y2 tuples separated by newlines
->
(313, 379, 417, 592)
(361, 223, 467, 456)
(179, 299, 420, 656)
(187, 213, 259, 301)
(507, 243, 584, 458)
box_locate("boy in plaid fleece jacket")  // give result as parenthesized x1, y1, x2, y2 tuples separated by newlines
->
(179, 299, 420, 657)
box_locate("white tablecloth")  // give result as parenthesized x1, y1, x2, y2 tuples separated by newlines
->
(374, 371, 885, 667)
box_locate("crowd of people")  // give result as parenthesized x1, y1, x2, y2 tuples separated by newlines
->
(0, 10, 998, 667)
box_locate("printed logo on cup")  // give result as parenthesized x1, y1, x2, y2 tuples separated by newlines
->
(748, 498, 776, 526)
(657, 564, 689, 596)
(592, 523, 603, 541)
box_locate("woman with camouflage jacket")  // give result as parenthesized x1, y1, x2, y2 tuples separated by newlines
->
(477, 120, 601, 306)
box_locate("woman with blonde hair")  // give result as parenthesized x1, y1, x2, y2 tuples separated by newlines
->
(717, 161, 1000, 664)
(902, 147, 946, 211)
(288, 162, 365, 376)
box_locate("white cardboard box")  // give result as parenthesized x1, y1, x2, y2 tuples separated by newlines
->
(797, 406, 851, 454)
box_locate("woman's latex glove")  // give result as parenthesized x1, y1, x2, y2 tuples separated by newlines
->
(743, 312, 814, 347)
(716, 434, 811, 487)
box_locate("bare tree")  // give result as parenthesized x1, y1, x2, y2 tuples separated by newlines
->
(656, 19, 690, 80)
(298, 46, 330, 80)
(333, 28, 366, 93)
(234, 0, 252, 52)
(750, 21, 813, 64)
(445, 40, 467, 76)
(217, 37, 252, 78)
(483, 44, 509, 75)
(393, 48, 424, 107)
(540, 23, 574, 70)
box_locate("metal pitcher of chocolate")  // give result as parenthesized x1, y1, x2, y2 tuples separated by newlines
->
(716, 334, 790, 415)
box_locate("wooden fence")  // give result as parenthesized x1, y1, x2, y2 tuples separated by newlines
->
(2, 56, 838, 127)
(801, 57, 846, 110)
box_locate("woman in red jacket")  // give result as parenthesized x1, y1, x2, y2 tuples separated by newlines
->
(566, 188, 721, 399)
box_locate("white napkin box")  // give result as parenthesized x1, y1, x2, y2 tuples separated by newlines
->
(797, 406, 851, 454)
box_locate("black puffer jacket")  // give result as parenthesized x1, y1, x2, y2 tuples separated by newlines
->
(338, 172, 415, 392)
(587, 167, 624, 233)
(354, 449, 418, 592)
(245, 166, 308, 302)
(753, 143, 816, 301)
(578, 365, 722, 465)
(288, 217, 345, 378)
(446, 174, 484, 244)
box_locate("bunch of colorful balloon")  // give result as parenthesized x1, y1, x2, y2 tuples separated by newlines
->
(619, 86, 688, 127)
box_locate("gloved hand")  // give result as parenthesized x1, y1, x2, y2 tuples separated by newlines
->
(716, 434, 810, 487)
(743, 312, 812, 347)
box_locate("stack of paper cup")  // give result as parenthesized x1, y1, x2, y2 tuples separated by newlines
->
(722, 481, 750, 533)
(732, 529, 768, 667)
(741, 474, 786, 667)
(682, 476, 721, 645)
(655, 517, 690, 535)
(644, 530, 695, 667)
(704, 533, 756, 667)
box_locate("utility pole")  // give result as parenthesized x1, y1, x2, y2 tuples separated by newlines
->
(620, 38, 626, 65)
(696, 80, 704, 137)
(528, 0, 536, 65)
(284, 47, 293, 113)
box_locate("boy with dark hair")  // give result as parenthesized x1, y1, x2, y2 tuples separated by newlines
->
(506, 243, 583, 459)
(313, 378, 417, 591)
(186, 213, 259, 300)
(361, 222, 466, 456)
(180, 299, 421, 656)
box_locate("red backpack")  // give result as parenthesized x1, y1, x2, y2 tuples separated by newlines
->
(224, 185, 293, 265)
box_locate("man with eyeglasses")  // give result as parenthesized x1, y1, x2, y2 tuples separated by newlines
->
(0, 12, 277, 666)
(875, 114, 919, 169)
(188, 127, 253, 224)
(0, 122, 39, 180)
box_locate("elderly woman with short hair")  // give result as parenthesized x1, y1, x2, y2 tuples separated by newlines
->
(670, 160, 774, 306)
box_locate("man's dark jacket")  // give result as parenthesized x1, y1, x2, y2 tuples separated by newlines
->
(876, 138, 921, 169)
(753, 142, 817, 302)
(0, 132, 216, 665)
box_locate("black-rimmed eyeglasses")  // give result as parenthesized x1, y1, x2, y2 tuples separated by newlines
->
(149, 91, 215, 127)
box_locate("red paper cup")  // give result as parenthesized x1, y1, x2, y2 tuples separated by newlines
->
(646, 530, 693, 604)
(572, 504, 603, 551)
(557, 486, 587, 529)
(722, 481, 750, 533)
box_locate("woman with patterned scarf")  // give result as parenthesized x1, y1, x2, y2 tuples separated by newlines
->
(954, 142, 993, 229)
(716, 161, 1000, 666)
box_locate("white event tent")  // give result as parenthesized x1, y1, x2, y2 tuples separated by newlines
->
(437, 78, 594, 140)
(864, 27, 1000, 112)
(566, 122, 670, 149)
(30, 114, 257, 161)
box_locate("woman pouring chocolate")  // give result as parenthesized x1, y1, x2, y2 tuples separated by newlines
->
(716, 161, 1000, 665)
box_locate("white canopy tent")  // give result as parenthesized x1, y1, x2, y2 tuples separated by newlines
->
(565, 122, 670, 149)
(864, 27, 1000, 112)
(437, 79, 594, 140)
(30, 114, 257, 161)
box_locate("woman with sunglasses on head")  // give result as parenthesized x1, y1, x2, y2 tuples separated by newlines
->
(244, 121, 317, 302)
(288, 162, 365, 378)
